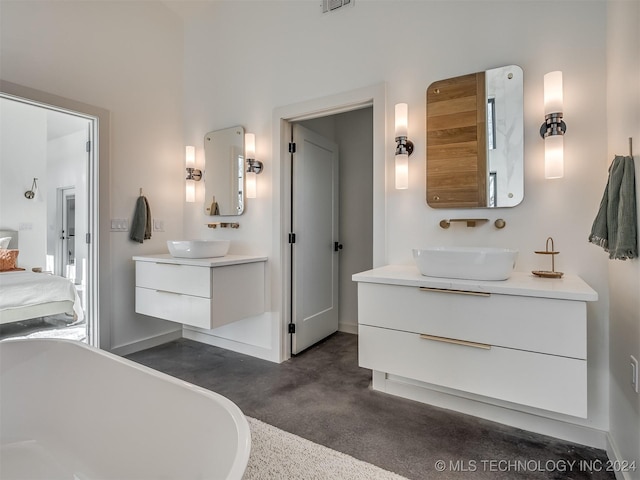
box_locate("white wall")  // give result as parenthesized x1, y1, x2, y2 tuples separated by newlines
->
(606, 0, 640, 474)
(0, 98, 47, 269)
(47, 128, 89, 282)
(0, 0, 185, 352)
(1, 101, 90, 280)
(180, 0, 610, 436)
(335, 108, 374, 331)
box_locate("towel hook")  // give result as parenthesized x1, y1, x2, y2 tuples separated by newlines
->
(630, 137, 633, 157)
(139, 188, 143, 197)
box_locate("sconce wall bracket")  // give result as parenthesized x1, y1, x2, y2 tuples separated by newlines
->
(395, 136, 414, 156)
(246, 158, 264, 174)
(186, 167, 202, 181)
(539, 113, 566, 139)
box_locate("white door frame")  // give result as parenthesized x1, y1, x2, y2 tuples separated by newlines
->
(0, 80, 111, 350)
(272, 83, 388, 361)
(56, 186, 76, 279)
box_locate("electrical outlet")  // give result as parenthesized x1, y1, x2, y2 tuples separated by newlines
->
(153, 219, 165, 232)
(631, 356, 639, 393)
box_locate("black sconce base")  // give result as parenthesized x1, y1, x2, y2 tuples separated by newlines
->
(395, 137, 414, 156)
(540, 113, 567, 139)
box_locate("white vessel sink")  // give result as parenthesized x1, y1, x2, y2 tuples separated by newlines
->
(413, 247, 518, 281)
(167, 240, 230, 259)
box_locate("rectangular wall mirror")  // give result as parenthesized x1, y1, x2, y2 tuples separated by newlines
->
(426, 65, 523, 208)
(204, 126, 245, 216)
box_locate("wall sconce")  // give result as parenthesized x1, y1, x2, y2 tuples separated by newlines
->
(185, 145, 201, 203)
(395, 103, 414, 189)
(24, 177, 38, 199)
(540, 71, 566, 179)
(245, 133, 263, 199)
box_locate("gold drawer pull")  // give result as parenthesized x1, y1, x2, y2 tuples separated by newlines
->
(419, 286, 490, 297)
(420, 333, 491, 350)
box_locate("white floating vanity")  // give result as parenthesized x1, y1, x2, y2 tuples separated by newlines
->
(353, 265, 598, 418)
(134, 254, 267, 330)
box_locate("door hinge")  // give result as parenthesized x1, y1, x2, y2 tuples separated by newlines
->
(288, 323, 296, 334)
(85, 233, 91, 244)
(288, 233, 296, 244)
(86, 140, 92, 153)
(288, 142, 296, 153)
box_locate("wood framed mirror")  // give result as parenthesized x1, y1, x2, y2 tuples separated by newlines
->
(426, 65, 523, 208)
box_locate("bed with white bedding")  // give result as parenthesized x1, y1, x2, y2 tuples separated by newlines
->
(0, 271, 84, 325)
(0, 229, 84, 325)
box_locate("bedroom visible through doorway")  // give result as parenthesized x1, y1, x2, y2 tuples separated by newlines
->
(0, 94, 98, 345)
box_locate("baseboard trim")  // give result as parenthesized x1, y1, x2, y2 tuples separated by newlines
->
(373, 371, 608, 450)
(110, 329, 182, 357)
(606, 433, 635, 480)
(338, 322, 358, 335)
(183, 327, 281, 363)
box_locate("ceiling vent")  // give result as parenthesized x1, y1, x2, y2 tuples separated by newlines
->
(322, 0, 353, 14)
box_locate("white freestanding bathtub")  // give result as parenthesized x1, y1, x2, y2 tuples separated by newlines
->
(0, 339, 251, 480)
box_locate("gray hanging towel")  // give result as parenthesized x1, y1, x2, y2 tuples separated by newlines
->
(130, 195, 152, 243)
(588, 155, 637, 260)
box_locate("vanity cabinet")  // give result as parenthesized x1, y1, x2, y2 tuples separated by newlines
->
(134, 254, 267, 330)
(353, 266, 597, 418)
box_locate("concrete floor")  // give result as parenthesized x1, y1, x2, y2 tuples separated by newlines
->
(127, 332, 614, 480)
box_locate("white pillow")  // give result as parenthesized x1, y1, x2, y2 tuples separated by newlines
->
(0, 237, 11, 249)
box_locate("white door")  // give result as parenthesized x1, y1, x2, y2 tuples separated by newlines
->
(291, 124, 340, 354)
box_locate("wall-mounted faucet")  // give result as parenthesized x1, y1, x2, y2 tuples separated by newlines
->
(439, 218, 489, 228)
(439, 218, 506, 229)
(207, 222, 240, 229)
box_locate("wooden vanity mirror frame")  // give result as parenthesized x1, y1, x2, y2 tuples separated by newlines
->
(426, 65, 524, 209)
(427, 72, 487, 208)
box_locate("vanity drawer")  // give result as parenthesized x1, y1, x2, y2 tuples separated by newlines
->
(359, 324, 587, 418)
(135, 287, 212, 329)
(357, 283, 586, 359)
(136, 262, 211, 298)
(135, 261, 265, 329)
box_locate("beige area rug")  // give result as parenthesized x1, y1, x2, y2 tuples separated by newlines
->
(244, 417, 409, 480)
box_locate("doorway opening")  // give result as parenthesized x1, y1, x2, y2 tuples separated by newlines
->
(58, 187, 76, 280)
(276, 84, 386, 360)
(0, 93, 99, 346)
(288, 122, 341, 355)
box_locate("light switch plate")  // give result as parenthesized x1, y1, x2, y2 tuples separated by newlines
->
(110, 219, 128, 232)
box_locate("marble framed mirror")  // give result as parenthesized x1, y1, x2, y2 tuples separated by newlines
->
(426, 65, 523, 208)
(204, 126, 245, 216)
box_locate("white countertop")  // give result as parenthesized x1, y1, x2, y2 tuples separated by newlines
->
(352, 264, 598, 302)
(133, 254, 268, 267)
